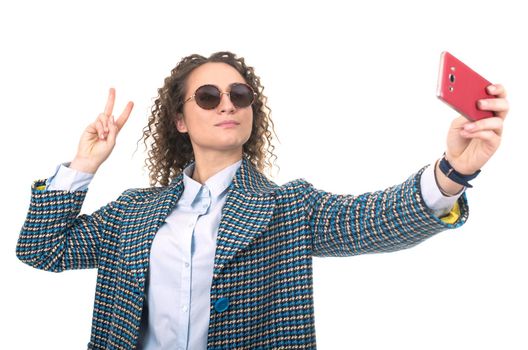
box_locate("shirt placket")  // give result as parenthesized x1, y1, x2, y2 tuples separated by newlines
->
(176, 210, 196, 350)
(177, 185, 211, 350)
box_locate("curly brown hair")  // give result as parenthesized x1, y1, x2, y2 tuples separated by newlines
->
(140, 51, 278, 187)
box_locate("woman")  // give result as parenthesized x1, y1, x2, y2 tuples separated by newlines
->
(16, 51, 508, 349)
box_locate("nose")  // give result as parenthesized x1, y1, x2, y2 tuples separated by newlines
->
(217, 92, 236, 114)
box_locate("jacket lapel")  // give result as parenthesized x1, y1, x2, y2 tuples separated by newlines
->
(120, 174, 185, 292)
(212, 158, 278, 278)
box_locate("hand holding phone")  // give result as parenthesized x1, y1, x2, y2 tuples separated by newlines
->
(436, 51, 494, 121)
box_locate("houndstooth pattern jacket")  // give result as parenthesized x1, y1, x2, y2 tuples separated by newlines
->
(16, 157, 468, 349)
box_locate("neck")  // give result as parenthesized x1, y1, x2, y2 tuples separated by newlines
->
(191, 149, 243, 184)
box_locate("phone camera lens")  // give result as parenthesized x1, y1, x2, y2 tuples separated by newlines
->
(449, 74, 456, 83)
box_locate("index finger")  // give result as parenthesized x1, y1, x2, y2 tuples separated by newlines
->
(104, 88, 116, 116)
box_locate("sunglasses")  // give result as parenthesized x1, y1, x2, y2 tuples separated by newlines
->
(183, 83, 256, 110)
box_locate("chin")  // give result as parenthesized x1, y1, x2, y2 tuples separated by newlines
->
(216, 135, 250, 148)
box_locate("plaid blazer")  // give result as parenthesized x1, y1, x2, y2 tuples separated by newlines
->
(17, 158, 467, 349)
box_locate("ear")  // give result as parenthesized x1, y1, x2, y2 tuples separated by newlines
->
(175, 113, 188, 133)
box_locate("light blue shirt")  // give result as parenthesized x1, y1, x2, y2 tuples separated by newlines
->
(46, 160, 461, 349)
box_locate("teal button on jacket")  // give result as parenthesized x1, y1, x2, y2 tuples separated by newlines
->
(16, 158, 468, 349)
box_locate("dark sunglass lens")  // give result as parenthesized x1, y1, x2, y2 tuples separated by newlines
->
(195, 85, 220, 109)
(230, 84, 254, 108)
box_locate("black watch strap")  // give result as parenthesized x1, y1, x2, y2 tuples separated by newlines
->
(438, 155, 481, 188)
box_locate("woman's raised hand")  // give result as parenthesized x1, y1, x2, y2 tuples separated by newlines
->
(435, 84, 508, 195)
(70, 88, 134, 173)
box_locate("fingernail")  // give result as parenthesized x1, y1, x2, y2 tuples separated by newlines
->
(478, 100, 487, 108)
(465, 123, 476, 131)
(488, 85, 496, 92)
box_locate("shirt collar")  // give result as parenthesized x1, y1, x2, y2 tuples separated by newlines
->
(180, 159, 242, 204)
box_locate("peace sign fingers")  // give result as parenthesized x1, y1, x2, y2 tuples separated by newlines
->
(71, 88, 134, 174)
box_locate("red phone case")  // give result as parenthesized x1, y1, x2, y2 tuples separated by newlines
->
(436, 51, 494, 121)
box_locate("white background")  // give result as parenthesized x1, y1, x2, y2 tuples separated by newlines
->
(1, 0, 527, 349)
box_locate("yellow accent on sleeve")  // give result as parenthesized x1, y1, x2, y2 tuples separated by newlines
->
(440, 201, 461, 224)
(35, 185, 46, 191)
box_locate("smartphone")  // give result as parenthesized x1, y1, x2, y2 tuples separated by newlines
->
(436, 51, 494, 121)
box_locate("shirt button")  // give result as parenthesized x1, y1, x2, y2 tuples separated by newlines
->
(184, 262, 190, 268)
(188, 222, 193, 228)
(182, 305, 188, 312)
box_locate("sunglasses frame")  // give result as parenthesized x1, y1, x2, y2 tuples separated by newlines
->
(183, 83, 257, 110)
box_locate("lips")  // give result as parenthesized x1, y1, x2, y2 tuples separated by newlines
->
(215, 120, 240, 127)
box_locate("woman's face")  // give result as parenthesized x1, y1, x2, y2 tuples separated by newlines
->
(177, 62, 253, 158)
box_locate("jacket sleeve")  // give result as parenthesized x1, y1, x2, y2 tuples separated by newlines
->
(16, 179, 120, 272)
(302, 167, 469, 257)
